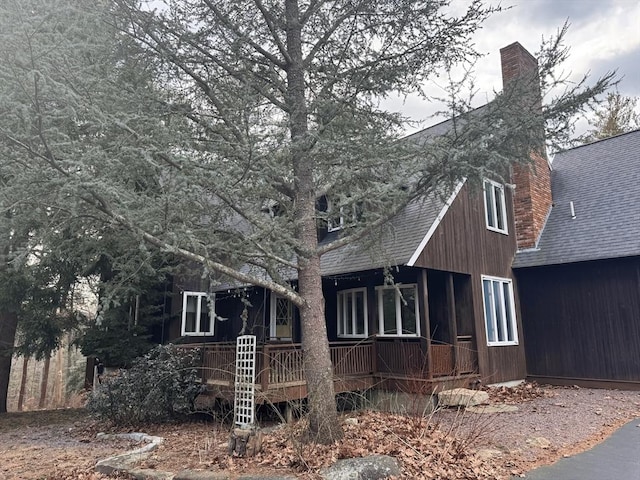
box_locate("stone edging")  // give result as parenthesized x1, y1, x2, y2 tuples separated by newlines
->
(95, 432, 166, 476)
(94, 432, 396, 479)
(95, 432, 297, 479)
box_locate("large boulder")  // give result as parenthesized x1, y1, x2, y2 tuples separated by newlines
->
(321, 455, 401, 480)
(438, 388, 489, 407)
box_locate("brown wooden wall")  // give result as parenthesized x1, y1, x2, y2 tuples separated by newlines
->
(167, 271, 269, 344)
(413, 182, 527, 384)
(516, 257, 640, 383)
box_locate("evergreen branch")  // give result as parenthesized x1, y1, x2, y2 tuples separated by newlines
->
(203, 0, 288, 69)
(252, 0, 289, 61)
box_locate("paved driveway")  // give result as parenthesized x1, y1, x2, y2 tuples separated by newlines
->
(520, 418, 640, 480)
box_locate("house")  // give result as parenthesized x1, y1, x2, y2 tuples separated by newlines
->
(514, 128, 640, 389)
(163, 42, 551, 404)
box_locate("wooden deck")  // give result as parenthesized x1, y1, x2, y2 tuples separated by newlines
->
(186, 339, 478, 404)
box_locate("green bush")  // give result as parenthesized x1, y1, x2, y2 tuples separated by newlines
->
(86, 344, 205, 425)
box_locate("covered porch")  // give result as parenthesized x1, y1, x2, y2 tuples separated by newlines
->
(187, 337, 478, 404)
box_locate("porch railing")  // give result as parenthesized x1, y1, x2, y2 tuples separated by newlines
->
(456, 337, 477, 374)
(186, 337, 477, 393)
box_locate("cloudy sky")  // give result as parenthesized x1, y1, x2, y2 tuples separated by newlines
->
(395, 0, 640, 134)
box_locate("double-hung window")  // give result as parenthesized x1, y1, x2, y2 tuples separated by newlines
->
(181, 291, 214, 336)
(337, 288, 368, 338)
(483, 179, 508, 234)
(376, 284, 420, 336)
(481, 276, 518, 346)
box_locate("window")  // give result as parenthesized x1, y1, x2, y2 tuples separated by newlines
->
(481, 276, 518, 346)
(327, 206, 345, 232)
(181, 291, 214, 336)
(270, 292, 293, 340)
(376, 284, 420, 336)
(337, 288, 368, 338)
(483, 179, 508, 234)
(326, 198, 360, 232)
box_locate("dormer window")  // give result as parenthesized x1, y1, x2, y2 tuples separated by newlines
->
(327, 205, 346, 232)
(483, 179, 508, 234)
(326, 197, 359, 232)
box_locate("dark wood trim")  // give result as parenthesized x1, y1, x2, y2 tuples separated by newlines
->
(446, 272, 459, 374)
(418, 270, 433, 379)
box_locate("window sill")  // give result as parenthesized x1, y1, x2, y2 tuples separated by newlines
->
(486, 225, 509, 235)
(487, 341, 519, 347)
(376, 334, 420, 338)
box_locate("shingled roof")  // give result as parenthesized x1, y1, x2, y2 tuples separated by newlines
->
(319, 114, 468, 277)
(319, 181, 462, 276)
(514, 129, 640, 268)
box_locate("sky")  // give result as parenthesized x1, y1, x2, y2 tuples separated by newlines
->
(394, 0, 640, 134)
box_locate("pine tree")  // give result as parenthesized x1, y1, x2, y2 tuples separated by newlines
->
(0, 0, 613, 440)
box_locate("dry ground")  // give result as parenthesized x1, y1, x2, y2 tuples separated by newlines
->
(1, 384, 639, 479)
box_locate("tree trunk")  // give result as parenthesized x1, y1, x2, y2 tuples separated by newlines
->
(17, 356, 28, 411)
(0, 310, 18, 414)
(38, 354, 51, 409)
(298, 256, 343, 442)
(284, 0, 342, 443)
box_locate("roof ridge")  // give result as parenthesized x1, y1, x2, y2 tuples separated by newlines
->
(557, 128, 640, 154)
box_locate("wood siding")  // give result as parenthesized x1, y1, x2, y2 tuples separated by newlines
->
(516, 257, 640, 383)
(167, 181, 527, 385)
(413, 183, 527, 384)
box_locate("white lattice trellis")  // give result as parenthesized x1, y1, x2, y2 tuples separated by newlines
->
(233, 335, 257, 428)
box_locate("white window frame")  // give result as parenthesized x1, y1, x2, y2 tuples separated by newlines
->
(481, 275, 519, 346)
(269, 292, 294, 340)
(483, 179, 508, 234)
(327, 199, 346, 232)
(337, 287, 368, 338)
(181, 291, 214, 336)
(376, 284, 420, 337)
(327, 198, 359, 232)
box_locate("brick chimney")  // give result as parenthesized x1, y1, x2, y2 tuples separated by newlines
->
(500, 42, 552, 250)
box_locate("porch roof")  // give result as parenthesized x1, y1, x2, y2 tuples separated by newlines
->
(319, 188, 454, 276)
(213, 190, 450, 290)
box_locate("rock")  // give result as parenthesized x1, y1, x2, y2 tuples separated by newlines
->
(344, 417, 359, 425)
(174, 471, 230, 480)
(526, 437, 551, 449)
(437, 388, 489, 407)
(321, 455, 400, 480)
(95, 433, 164, 476)
(238, 476, 298, 480)
(466, 404, 519, 414)
(127, 468, 174, 479)
(476, 448, 504, 460)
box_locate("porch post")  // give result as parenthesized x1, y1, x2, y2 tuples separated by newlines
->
(446, 273, 459, 375)
(259, 344, 270, 392)
(367, 282, 378, 374)
(418, 270, 433, 379)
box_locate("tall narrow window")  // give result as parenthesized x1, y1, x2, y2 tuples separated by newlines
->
(483, 179, 508, 234)
(337, 288, 368, 338)
(481, 276, 518, 346)
(376, 284, 420, 336)
(270, 292, 293, 340)
(181, 291, 214, 336)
